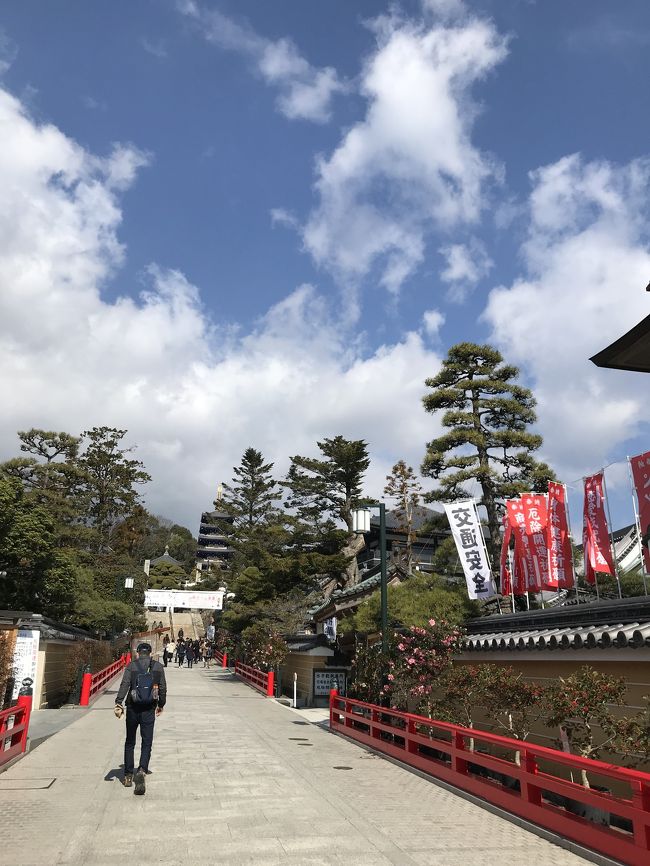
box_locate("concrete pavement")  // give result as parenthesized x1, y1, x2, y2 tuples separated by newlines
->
(0, 663, 590, 866)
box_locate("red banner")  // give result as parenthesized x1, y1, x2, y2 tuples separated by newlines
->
(500, 515, 512, 595)
(547, 482, 574, 589)
(522, 493, 550, 591)
(630, 451, 650, 574)
(506, 499, 536, 593)
(583, 472, 615, 577)
(582, 496, 595, 585)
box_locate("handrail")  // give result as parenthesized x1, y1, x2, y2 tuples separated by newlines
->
(215, 650, 228, 669)
(235, 661, 274, 697)
(330, 691, 650, 866)
(80, 653, 130, 706)
(0, 694, 32, 767)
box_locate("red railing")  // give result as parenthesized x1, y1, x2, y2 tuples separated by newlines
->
(215, 650, 228, 668)
(0, 694, 32, 767)
(235, 661, 274, 697)
(80, 653, 130, 706)
(330, 691, 650, 866)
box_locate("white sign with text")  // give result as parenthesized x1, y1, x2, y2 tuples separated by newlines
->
(144, 589, 224, 610)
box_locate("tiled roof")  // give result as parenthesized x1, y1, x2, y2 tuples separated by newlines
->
(463, 621, 650, 652)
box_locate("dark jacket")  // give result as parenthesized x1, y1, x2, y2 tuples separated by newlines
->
(115, 656, 167, 708)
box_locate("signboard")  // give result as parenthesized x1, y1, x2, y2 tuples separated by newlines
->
(313, 669, 346, 696)
(443, 501, 496, 600)
(12, 629, 40, 699)
(323, 617, 337, 640)
(144, 559, 150, 576)
(144, 589, 224, 610)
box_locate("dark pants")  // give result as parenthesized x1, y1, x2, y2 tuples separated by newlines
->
(187, 657, 193, 668)
(124, 705, 155, 774)
(177, 655, 184, 666)
(162, 650, 168, 667)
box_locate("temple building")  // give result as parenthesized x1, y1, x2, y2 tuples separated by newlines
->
(196, 492, 235, 575)
(591, 282, 650, 373)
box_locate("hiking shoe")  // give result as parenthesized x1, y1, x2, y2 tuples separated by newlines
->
(123, 773, 133, 788)
(134, 769, 146, 795)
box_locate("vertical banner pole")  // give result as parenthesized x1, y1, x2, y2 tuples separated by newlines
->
(583, 476, 600, 602)
(475, 500, 501, 613)
(601, 469, 623, 599)
(563, 483, 578, 602)
(508, 546, 516, 613)
(627, 456, 649, 596)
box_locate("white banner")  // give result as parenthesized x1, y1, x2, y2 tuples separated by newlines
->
(443, 501, 496, 600)
(144, 589, 224, 610)
(12, 629, 40, 699)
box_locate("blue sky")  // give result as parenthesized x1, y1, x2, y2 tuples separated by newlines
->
(1, 0, 649, 532)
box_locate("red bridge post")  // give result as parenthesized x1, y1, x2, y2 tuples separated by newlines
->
(79, 668, 92, 706)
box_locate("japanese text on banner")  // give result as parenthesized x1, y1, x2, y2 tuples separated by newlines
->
(583, 472, 615, 576)
(547, 482, 574, 589)
(443, 501, 496, 600)
(630, 451, 650, 574)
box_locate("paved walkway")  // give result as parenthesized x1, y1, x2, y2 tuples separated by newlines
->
(0, 665, 589, 866)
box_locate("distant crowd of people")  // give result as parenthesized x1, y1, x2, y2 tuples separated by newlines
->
(161, 630, 217, 669)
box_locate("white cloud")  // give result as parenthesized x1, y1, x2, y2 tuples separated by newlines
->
(421, 0, 466, 20)
(301, 9, 507, 298)
(484, 153, 650, 482)
(140, 37, 168, 59)
(422, 309, 445, 337)
(178, 0, 345, 123)
(0, 84, 442, 529)
(439, 238, 493, 300)
(0, 28, 17, 75)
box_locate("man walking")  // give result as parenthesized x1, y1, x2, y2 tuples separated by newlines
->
(114, 642, 167, 795)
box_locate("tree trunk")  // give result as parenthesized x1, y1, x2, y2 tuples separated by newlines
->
(340, 533, 366, 590)
(471, 387, 501, 568)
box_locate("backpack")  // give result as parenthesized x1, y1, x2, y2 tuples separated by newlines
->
(129, 659, 159, 705)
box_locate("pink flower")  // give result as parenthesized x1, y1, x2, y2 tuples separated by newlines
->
(387, 674, 395, 681)
(397, 643, 405, 651)
(428, 619, 436, 627)
(408, 657, 416, 665)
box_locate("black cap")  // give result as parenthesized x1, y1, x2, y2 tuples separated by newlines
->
(136, 642, 152, 654)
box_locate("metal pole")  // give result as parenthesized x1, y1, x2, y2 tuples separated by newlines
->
(627, 456, 649, 596)
(379, 503, 388, 655)
(601, 469, 623, 599)
(563, 484, 578, 600)
(475, 501, 501, 613)
(508, 546, 516, 613)
(583, 476, 600, 602)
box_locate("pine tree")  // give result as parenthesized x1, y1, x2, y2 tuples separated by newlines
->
(77, 427, 151, 550)
(222, 448, 279, 531)
(284, 435, 370, 591)
(421, 343, 554, 564)
(384, 460, 422, 574)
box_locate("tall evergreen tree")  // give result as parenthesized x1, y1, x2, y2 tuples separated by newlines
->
(421, 343, 554, 564)
(222, 448, 279, 531)
(284, 435, 370, 591)
(2, 429, 87, 547)
(77, 427, 151, 550)
(384, 460, 422, 575)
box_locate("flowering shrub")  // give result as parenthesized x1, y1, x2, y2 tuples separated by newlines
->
(350, 619, 463, 713)
(543, 666, 627, 787)
(241, 623, 287, 671)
